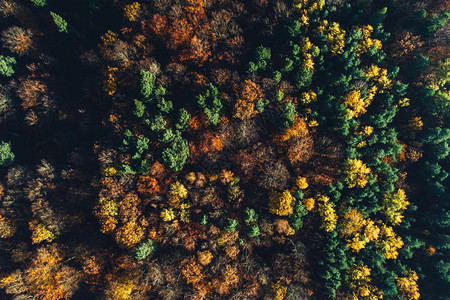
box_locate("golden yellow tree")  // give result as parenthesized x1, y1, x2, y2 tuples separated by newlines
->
(397, 270, 420, 300)
(343, 158, 372, 188)
(381, 189, 409, 226)
(347, 264, 382, 299)
(339, 209, 380, 252)
(317, 195, 338, 232)
(268, 190, 296, 216)
(376, 224, 404, 259)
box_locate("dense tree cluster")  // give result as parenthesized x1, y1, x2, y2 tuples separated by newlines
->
(0, 0, 448, 299)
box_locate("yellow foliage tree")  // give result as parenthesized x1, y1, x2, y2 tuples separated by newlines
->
(168, 181, 188, 208)
(317, 195, 337, 232)
(344, 90, 372, 118)
(376, 224, 404, 259)
(96, 197, 119, 233)
(356, 25, 382, 54)
(296, 176, 309, 189)
(339, 209, 379, 252)
(0, 215, 16, 238)
(365, 65, 392, 91)
(123, 2, 141, 22)
(160, 208, 176, 222)
(29, 221, 55, 244)
(343, 158, 372, 188)
(318, 20, 346, 55)
(381, 189, 409, 226)
(300, 90, 317, 104)
(268, 190, 296, 216)
(347, 264, 382, 300)
(272, 280, 288, 300)
(114, 221, 145, 248)
(303, 197, 315, 211)
(396, 270, 420, 300)
(197, 250, 213, 266)
(105, 276, 136, 300)
(7, 244, 82, 300)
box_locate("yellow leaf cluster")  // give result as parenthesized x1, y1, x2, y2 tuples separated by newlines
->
(107, 276, 136, 300)
(399, 97, 410, 107)
(296, 176, 309, 189)
(104, 66, 118, 96)
(343, 158, 372, 188)
(344, 90, 372, 118)
(123, 2, 141, 22)
(273, 116, 309, 142)
(268, 190, 296, 216)
(100, 30, 118, 47)
(217, 230, 239, 246)
(160, 208, 176, 222)
(168, 181, 188, 208)
(0, 215, 16, 238)
(409, 116, 423, 131)
(29, 221, 55, 244)
(102, 166, 118, 177)
(361, 126, 374, 136)
(97, 197, 119, 233)
(319, 20, 346, 55)
(272, 281, 288, 300)
(300, 90, 317, 104)
(299, 9, 309, 26)
(225, 245, 240, 259)
(381, 189, 409, 226)
(397, 270, 420, 300)
(356, 25, 382, 54)
(365, 65, 392, 91)
(339, 209, 380, 252)
(317, 195, 337, 232)
(347, 264, 382, 300)
(376, 224, 404, 259)
(197, 250, 213, 266)
(303, 197, 315, 211)
(114, 221, 145, 248)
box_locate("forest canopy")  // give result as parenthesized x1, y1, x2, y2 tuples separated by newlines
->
(0, 0, 449, 299)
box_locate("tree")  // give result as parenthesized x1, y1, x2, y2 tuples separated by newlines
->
(246, 224, 260, 237)
(224, 218, 239, 231)
(268, 190, 296, 216)
(0, 55, 15, 77)
(347, 264, 382, 299)
(396, 270, 420, 300)
(180, 256, 204, 285)
(381, 189, 409, 226)
(317, 195, 338, 232)
(31, 0, 47, 7)
(279, 101, 297, 129)
(124, 2, 141, 22)
(133, 99, 145, 118)
(1, 26, 34, 56)
(233, 80, 263, 120)
(376, 224, 404, 259)
(247, 45, 271, 73)
(134, 239, 155, 261)
(175, 108, 191, 131)
(50, 12, 68, 33)
(343, 158, 372, 188)
(0, 141, 14, 167)
(162, 136, 189, 171)
(140, 70, 156, 100)
(197, 83, 223, 125)
(1, 244, 82, 300)
(243, 208, 258, 223)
